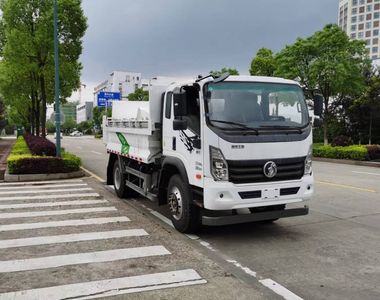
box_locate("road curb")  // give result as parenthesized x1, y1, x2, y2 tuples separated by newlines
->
(3, 169, 86, 182)
(314, 157, 380, 168)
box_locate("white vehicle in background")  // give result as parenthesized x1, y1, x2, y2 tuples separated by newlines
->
(70, 130, 83, 137)
(103, 75, 323, 233)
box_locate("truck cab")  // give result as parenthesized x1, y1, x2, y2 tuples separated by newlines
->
(104, 75, 323, 233)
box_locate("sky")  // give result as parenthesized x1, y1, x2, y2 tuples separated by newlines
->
(74, 0, 339, 102)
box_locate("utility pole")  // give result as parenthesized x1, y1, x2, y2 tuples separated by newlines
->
(54, 0, 61, 157)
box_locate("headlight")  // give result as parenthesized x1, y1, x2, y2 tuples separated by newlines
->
(304, 146, 313, 175)
(210, 146, 229, 181)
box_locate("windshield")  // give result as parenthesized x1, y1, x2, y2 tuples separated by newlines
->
(205, 82, 309, 131)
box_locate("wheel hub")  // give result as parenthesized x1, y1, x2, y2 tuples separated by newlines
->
(168, 186, 183, 220)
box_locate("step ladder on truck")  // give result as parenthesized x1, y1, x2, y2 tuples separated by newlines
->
(103, 74, 323, 233)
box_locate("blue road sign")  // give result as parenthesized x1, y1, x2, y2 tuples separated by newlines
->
(97, 92, 121, 107)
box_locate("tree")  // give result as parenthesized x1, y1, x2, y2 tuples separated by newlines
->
(61, 117, 76, 134)
(210, 68, 239, 77)
(0, 97, 6, 131)
(275, 24, 370, 145)
(0, 0, 87, 137)
(128, 88, 149, 101)
(349, 73, 380, 144)
(250, 48, 277, 76)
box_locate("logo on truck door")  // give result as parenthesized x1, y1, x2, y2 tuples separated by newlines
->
(116, 132, 130, 155)
(263, 161, 277, 178)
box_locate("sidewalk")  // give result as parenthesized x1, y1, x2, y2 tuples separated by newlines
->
(0, 177, 271, 299)
(0, 138, 15, 180)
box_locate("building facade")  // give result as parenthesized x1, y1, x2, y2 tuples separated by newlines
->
(93, 71, 142, 107)
(76, 102, 93, 124)
(339, 0, 380, 59)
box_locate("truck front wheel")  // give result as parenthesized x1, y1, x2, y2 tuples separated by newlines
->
(167, 175, 201, 233)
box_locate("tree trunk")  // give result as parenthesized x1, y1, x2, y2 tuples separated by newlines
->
(40, 75, 47, 138)
(323, 94, 329, 146)
(30, 96, 35, 136)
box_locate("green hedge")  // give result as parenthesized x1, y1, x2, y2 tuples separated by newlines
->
(7, 136, 81, 174)
(313, 144, 369, 161)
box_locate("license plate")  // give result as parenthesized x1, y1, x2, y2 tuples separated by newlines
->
(262, 188, 280, 200)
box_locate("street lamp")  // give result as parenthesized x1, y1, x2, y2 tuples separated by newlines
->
(54, 0, 61, 157)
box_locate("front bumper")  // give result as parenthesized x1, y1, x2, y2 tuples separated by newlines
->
(203, 175, 313, 210)
(202, 207, 309, 226)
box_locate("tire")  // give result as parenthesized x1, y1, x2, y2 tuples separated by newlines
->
(249, 205, 286, 223)
(113, 159, 133, 199)
(167, 175, 201, 233)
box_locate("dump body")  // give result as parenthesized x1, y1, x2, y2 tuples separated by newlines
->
(103, 85, 166, 163)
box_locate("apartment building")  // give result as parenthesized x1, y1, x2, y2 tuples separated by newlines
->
(339, 0, 380, 59)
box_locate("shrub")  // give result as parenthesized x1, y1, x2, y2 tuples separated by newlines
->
(24, 133, 56, 156)
(366, 145, 380, 160)
(95, 133, 103, 139)
(331, 135, 353, 147)
(7, 136, 81, 174)
(7, 151, 81, 174)
(313, 144, 369, 161)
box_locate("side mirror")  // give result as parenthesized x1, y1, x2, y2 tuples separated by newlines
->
(173, 119, 188, 131)
(313, 94, 324, 117)
(173, 92, 187, 117)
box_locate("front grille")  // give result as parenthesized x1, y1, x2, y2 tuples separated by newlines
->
(228, 157, 305, 184)
(280, 187, 300, 196)
(239, 191, 262, 199)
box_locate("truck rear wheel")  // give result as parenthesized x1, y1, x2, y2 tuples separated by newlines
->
(113, 160, 134, 199)
(167, 175, 201, 233)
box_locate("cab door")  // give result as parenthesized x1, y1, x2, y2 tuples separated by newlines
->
(162, 86, 204, 188)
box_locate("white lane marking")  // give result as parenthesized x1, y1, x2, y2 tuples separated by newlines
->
(0, 187, 92, 195)
(226, 260, 257, 277)
(0, 179, 83, 186)
(91, 150, 103, 155)
(199, 241, 216, 252)
(0, 207, 117, 219)
(352, 171, 380, 176)
(0, 216, 130, 232)
(0, 246, 170, 273)
(0, 269, 205, 299)
(0, 183, 88, 190)
(0, 200, 108, 210)
(259, 279, 303, 300)
(0, 229, 148, 249)
(0, 193, 100, 202)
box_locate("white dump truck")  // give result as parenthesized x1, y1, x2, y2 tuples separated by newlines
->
(103, 75, 323, 233)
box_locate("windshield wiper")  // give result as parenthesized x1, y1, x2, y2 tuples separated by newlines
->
(210, 120, 259, 135)
(259, 125, 304, 134)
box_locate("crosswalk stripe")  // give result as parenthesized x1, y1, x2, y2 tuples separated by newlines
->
(0, 200, 108, 210)
(0, 246, 170, 273)
(0, 193, 100, 202)
(0, 183, 88, 190)
(0, 187, 92, 195)
(0, 229, 149, 249)
(0, 207, 117, 219)
(0, 269, 206, 300)
(0, 216, 130, 232)
(0, 179, 83, 186)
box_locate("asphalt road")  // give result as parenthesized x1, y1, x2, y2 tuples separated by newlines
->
(61, 136, 380, 300)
